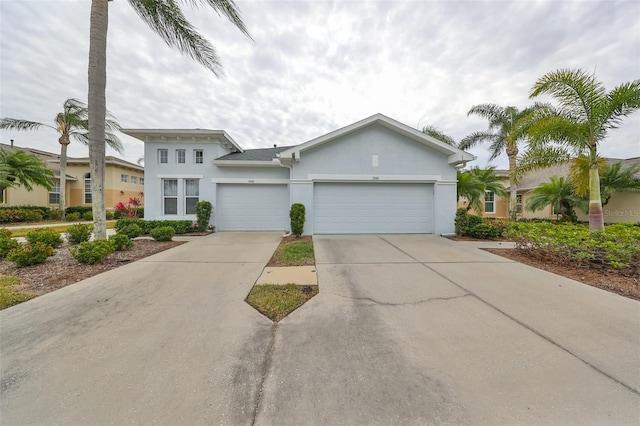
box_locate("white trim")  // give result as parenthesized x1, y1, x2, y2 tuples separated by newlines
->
(436, 180, 457, 185)
(484, 190, 496, 214)
(123, 129, 244, 153)
(211, 178, 290, 184)
(212, 160, 280, 168)
(157, 174, 204, 179)
(290, 180, 313, 184)
(307, 174, 442, 182)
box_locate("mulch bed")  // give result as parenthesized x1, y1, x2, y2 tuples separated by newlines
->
(0, 240, 185, 297)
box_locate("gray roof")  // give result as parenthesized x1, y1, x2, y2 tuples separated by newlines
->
(216, 146, 296, 161)
(516, 157, 640, 191)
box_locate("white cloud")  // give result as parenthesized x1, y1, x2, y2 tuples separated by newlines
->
(1, 0, 638, 169)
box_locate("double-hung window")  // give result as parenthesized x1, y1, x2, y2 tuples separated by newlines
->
(484, 191, 495, 213)
(163, 179, 178, 215)
(84, 173, 92, 204)
(176, 149, 186, 164)
(121, 174, 128, 183)
(131, 176, 138, 184)
(194, 150, 204, 164)
(49, 181, 60, 204)
(158, 149, 168, 164)
(185, 179, 199, 214)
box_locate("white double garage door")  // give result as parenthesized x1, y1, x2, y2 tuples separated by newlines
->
(216, 182, 434, 234)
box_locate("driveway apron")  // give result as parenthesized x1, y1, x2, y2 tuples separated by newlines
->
(256, 235, 640, 425)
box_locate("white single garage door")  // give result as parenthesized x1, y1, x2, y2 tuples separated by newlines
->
(314, 182, 433, 234)
(217, 184, 289, 231)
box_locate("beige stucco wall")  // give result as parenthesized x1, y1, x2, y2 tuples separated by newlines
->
(1, 162, 144, 209)
(576, 192, 640, 224)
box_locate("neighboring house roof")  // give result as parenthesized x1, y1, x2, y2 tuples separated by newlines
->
(122, 129, 244, 153)
(277, 113, 476, 166)
(0, 143, 142, 179)
(515, 157, 640, 192)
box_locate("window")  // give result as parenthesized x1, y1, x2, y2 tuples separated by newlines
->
(0, 187, 5, 204)
(140, 177, 145, 185)
(185, 179, 199, 215)
(84, 173, 92, 204)
(484, 191, 495, 213)
(49, 181, 60, 204)
(515, 194, 522, 214)
(194, 149, 204, 164)
(163, 179, 178, 215)
(131, 176, 138, 184)
(176, 149, 186, 164)
(121, 174, 128, 183)
(158, 149, 168, 164)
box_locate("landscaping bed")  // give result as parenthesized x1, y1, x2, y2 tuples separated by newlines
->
(0, 239, 184, 302)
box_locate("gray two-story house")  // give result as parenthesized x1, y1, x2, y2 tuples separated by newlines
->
(123, 114, 474, 235)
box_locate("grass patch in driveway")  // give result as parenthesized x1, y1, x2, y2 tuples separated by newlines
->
(246, 284, 318, 322)
(0, 275, 33, 310)
(267, 236, 314, 267)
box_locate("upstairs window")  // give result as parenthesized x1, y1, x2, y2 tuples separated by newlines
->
(194, 149, 204, 164)
(158, 149, 168, 164)
(131, 176, 138, 184)
(176, 149, 186, 164)
(121, 174, 128, 183)
(140, 177, 145, 185)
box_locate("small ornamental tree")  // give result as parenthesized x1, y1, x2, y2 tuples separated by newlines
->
(195, 201, 212, 231)
(289, 203, 306, 237)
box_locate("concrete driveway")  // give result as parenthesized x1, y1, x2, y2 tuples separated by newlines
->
(1, 234, 639, 425)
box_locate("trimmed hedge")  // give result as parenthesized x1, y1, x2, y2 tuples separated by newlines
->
(0, 208, 45, 223)
(65, 206, 92, 216)
(114, 218, 193, 235)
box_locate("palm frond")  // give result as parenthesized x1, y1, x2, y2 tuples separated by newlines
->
(185, 0, 251, 39)
(459, 131, 498, 151)
(0, 148, 54, 191)
(601, 79, 640, 131)
(514, 146, 571, 181)
(0, 118, 51, 131)
(421, 125, 457, 146)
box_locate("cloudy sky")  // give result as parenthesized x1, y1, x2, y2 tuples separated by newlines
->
(1, 0, 639, 169)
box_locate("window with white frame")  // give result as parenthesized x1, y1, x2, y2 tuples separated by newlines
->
(185, 179, 199, 214)
(515, 194, 522, 213)
(484, 191, 495, 213)
(49, 181, 60, 204)
(158, 149, 168, 164)
(84, 173, 92, 204)
(131, 176, 138, 184)
(163, 179, 178, 215)
(176, 149, 186, 164)
(194, 149, 203, 164)
(140, 177, 145, 185)
(121, 174, 128, 183)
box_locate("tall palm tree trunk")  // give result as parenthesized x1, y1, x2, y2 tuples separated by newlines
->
(58, 140, 68, 220)
(506, 146, 518, 221)
(589, 163, 604, 231)
(88, 0, 108, 239)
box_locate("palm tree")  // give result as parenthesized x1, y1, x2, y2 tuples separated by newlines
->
(0, 99, 122, 219)
(525, 176, 584, 221)
(0, 149, 54, 202)
(457, 167, 507, 213)
(88, 0, 251, 239)
(598, 162, 640, 206)
(459, 103, 547, 220)
(528, 68, 640, 230)
(422, 125, 457, 146)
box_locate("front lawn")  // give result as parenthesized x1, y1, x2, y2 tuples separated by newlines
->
(246, 284, 318, 322)
(0, 275, 33, 309)
(267, 236, 315, 266)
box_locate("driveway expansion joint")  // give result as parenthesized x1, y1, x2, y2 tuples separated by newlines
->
(251, 323, 277, 426)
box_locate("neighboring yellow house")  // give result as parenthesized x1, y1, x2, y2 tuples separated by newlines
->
(458, 158, 640, 224)
(0, 143, 144, 210)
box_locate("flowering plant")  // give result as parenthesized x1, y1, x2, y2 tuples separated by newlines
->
(115, 192, 144, 218)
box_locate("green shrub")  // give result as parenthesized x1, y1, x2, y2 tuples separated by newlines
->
(65, 206, 92, 216)
(468, 222, 500, 239)
(26, 228, 63, 248)
(195, 201, 213, 231)
(48, 209, 63, 220)
(66, 212, 81, 221)
(0, 228, 12, 239)
(109, 233, 134, 251)
(105, 211, 114, 220)
(82, 211, 93, 221)
(455, 208, 469, 236)
(66, 224, 94, 245)
(0, 236, 19, 259)
(504, 222, 640, 269)
(115, 219, 193, 235)
(7, 242, 54, 267)
(70, 240, 115, 264)
(290, 203, 306, 236)
(117, 223, 143, 239)
(0, 206, 49, 223)
(150, 226, 175, 241)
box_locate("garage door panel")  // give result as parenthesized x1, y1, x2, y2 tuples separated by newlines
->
(217, 184, 289, 231)
(314, 183, 433, 234)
